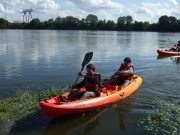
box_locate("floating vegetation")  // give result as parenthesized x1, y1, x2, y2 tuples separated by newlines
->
(0, 85, 70, 121)
(138, 100, 180, 135)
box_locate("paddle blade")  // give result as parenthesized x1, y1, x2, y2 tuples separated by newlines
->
(81, 52, 93, 70)
(167, 38, 174, 44)
(71, 52, 93, 92)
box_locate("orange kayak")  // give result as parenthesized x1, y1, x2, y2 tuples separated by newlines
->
(39, 75, 143, 118)
(157, 50, 180, 55)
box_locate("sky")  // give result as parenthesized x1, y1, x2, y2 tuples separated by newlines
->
(0, 0, 179, 23)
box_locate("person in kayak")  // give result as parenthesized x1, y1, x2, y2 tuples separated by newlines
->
(60, 63, 102, 102)
(169, 41, 180, 51)
(103, 57, 134, 89)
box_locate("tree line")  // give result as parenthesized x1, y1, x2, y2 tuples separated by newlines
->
(0, 14, 180, 32)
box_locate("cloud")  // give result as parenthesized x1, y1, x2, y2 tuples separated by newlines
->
(2, 0, 63, 21)
(0, 4, 5, 17)
(134, 7, 153, 14)
(0, 3, 15, 18)
(129, 0, 180, 23)
(65, 1, 74, 7)
(132, 8, 155, 23)
(171, 11, 180, 18)
(169, 0, 178, 6)
(66, 0, 124, 12)
(163, 0, 178, 7)
(5, 0, 61, 13)
(141, 2, 162, 8)
(1, 0, 180, 24)
(62, 0, 125, 22)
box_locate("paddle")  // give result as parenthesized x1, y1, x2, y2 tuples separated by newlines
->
(167, 38, 180, 52)
(167, 38, 176, 45)
(71, 52, 93, 92)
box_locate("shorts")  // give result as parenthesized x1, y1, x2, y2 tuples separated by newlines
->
(119, 78, 131, 87)
(119, 77, 125, 85)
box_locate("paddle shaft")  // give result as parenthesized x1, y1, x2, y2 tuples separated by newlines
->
(167, 38, 176, 45)
(71, 52, 93, 92)
(71, 69, 83, 91)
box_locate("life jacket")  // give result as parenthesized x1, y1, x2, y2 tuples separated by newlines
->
(118, 63, 134, 80)
(85, 72, 101, 92)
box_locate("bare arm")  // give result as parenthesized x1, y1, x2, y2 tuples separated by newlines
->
(123, 67, 133, 75)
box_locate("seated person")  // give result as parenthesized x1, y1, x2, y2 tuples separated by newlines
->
(169, 41, 180, 52)
(103, 57, 134, 89)
(60, 64, 101, 102)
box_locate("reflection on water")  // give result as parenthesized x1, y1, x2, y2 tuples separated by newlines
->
(157, 55, 180, 64)
(0, 121, 15, 135)
(1, 30, 180, 135)
(42, 104, 131, 135)
(0, 30, 157, 92)
(42, 108, 108, 135)
(175, 57, 180, 63)
(42, 95, 150, 135)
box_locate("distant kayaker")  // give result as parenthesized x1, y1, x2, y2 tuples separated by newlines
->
(169, 41, 180, 52)
(60, 63, 102, 102)
(103, 57, 134, 89)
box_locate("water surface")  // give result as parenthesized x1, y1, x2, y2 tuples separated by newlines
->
(0, 30, 180, 135)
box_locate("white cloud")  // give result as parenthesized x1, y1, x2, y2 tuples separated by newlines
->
(0, 3, 5, 11)
(129, 0, 180, 23)
(66, 0, 124, 12)
(171, 11, 180, 18)
(1, 0, 180, 24)
(135, 7, 153, 14)
(169, 0, 178, 6)
(141, 2, 162, 8)
(0, 4, 5, 18)
(60, 0, 125, 23)
(132, 8, 155, 23)
(65, 1, 74, 7)
(163, 0, 178, 7)
(2, 0, 63, 21)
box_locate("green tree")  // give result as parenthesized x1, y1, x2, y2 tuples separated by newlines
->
(147, 23, 157, 31)
(79, 18, 86, 30)
(143, 21, 150, 31)
(86, 14, 98, 29)
(106, 20, 116, 30)
(117, 16, 126, 30)
(64, 16, 79, 29)
(55, 16, 65, 29)
(39, 22, 46, 29)
(47, 19, 55, 29)
(133, 21, 144, 31)
(157, 15, 169, 31)
(177, 20, 180, 31)
(10, 21, 25, 29)
(168, 16, 177, 31)
(29, 18, 40, 29)
(126, 16, 133, 30)
(97, 20, 106, 30)
(0, 18, 9, 28)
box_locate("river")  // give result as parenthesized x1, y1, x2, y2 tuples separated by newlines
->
(0, 30, 180, 135)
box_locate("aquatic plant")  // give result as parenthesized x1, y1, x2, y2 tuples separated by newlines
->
(138, 100, 180, 135)
(0, 85, 70, 121)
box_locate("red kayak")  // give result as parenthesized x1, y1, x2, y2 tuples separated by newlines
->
(157, 50, 180, 55)
(39, 75, 143, 118)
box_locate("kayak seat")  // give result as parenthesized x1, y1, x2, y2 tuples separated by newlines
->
(105, 84, 117, 90)
(100, 91, 108, 96)
(100, 85, 118, 95)
(133, 75, 138, 79)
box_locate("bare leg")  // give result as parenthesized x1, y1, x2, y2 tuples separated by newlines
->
(121, 80, 130, 88)
(103, 77, 119, 87)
